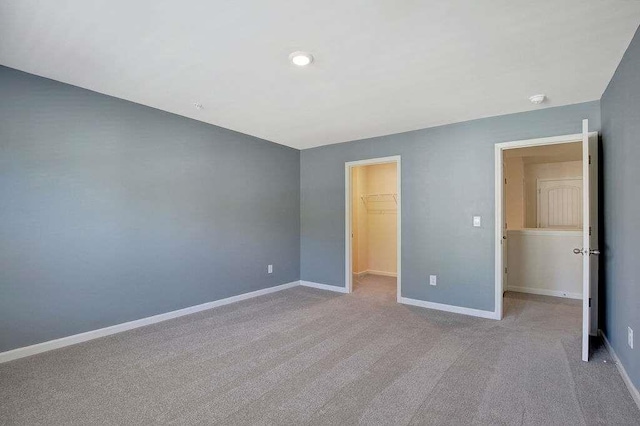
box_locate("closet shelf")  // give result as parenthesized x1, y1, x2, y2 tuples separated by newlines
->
(360, 193, 397, 213)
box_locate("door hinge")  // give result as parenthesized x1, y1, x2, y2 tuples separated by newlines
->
(504, 267, 508, 274)
(589, 155, 592, 165)
(504, 178, 507, 185)
(589, 226, 592, 236)
(589, 297, 592, 308)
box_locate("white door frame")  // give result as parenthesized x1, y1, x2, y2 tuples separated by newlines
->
(345, 155, 401, 301)
(494, 133, 595, 319)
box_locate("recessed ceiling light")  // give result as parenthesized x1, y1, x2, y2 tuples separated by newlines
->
(194, 102, 204, 110)
(529, 94, 546, 105)
(289, 51, 314, 67)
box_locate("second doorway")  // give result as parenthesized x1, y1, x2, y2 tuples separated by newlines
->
(350, 161, 398, 300)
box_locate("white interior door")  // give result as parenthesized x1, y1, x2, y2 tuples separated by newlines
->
(580, 119, 599, 362)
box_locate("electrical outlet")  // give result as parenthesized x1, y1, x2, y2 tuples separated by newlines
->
(429, 275, 437, 286)
(473, 216, 481, 227)
(628, 327, 634, 349)
(268, 265, 273, 274)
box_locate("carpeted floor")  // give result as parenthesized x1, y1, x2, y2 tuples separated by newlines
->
(1, 275, 638, 425)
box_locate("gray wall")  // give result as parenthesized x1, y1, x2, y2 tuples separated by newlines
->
(301, 101, 601, 312)
(601, 26, 640, 390)
(0, 66, 300, 352)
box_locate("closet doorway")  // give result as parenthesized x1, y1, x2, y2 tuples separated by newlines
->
(345, 156, 401, 301)
(495, 120, 599, 361)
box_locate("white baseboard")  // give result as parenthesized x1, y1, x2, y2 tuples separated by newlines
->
(363, 269, 397, 277)
(507, 286, 582, 300)
(300, 280, 348, 293)
(599, 330, 640, 410)
(0, 280, 300, 364)
(399, 297, 499, 320)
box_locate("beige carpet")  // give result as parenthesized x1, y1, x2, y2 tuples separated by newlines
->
(1, 275, 638, 425)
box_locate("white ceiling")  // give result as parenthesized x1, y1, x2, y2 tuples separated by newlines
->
(1, 1, 639, 150)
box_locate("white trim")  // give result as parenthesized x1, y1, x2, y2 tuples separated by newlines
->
(494, 133, 583, 150)
(362, 269, 397, 277)
(0, 281, 300, 364)
(536, 177, 583, 182)
(494, 131, 596, 322)
(600, 330, 640, 410)
(507, 229, 582, 237)
(399, 297, 499, 320)
(300, 280, 349, 293)
(345, 155, 401, 302)
(495, 144, 505, 320)
(507, 286, 582, 300)
(344, 155, 401, 167)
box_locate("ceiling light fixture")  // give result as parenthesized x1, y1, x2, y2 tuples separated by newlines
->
(289, 51, 313, 67)
(529, 94, 546, 105)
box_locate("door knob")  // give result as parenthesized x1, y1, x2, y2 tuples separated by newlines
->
(573, 248, 600, 255)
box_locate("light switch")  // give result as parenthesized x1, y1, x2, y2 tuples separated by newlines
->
(473, 216, 481, 227)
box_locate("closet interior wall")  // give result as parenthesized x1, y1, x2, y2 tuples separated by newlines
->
(352, 163, 397, 277)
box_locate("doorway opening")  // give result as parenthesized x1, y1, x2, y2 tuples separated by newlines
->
(495, 121, 599, 361)
(345, 156, 401, 302)
(503, 140, 584, 296)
